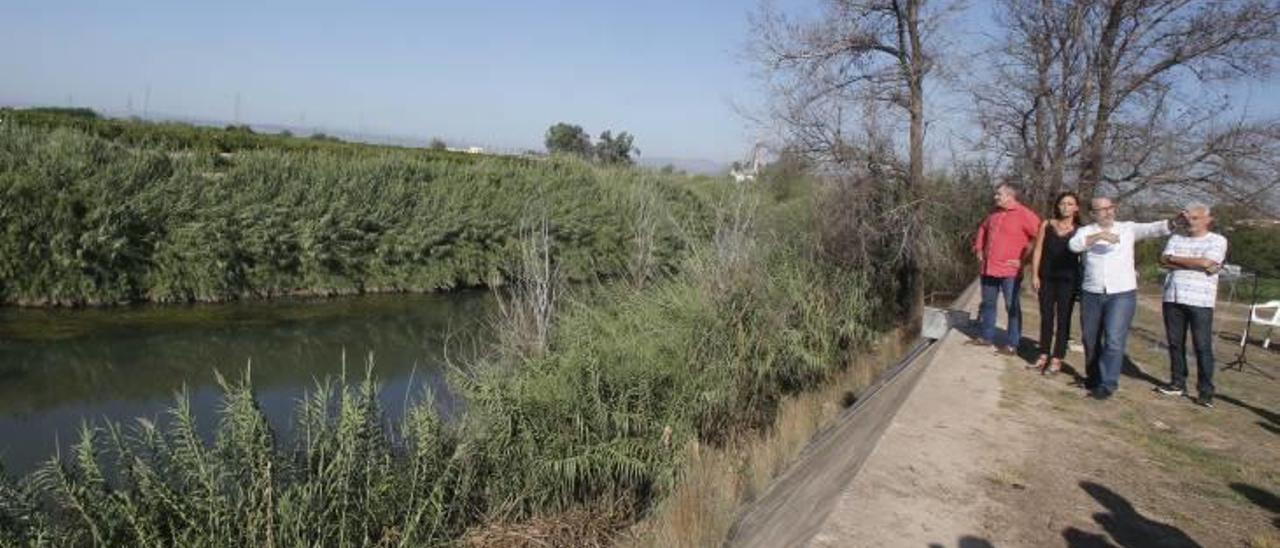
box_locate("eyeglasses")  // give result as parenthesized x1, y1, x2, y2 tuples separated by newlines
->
(1091, 206, 1116, 212)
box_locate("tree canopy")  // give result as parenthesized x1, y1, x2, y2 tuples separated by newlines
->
(545, 123, 638, 165)
(594, 130, 637, 165)
(544, 123, 592, 157)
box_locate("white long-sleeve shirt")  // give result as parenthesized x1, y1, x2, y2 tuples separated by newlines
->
(1069, 220, 1172, 294)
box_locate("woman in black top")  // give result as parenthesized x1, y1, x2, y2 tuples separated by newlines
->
(1031, 191, 1082, 374)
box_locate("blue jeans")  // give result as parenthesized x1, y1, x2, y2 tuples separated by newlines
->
(980, 275, 1022, 347)
(1080, 290, 1137, 394)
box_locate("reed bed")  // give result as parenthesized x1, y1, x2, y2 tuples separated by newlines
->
(0, 122, 707, 306)
(0, 183, 883, 546)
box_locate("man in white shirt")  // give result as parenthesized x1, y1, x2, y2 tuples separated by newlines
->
(1068, 196, 1176, 400)
(1154, 203, 1228, 408)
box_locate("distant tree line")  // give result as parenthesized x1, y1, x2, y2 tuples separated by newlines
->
(0, 107, 485, 159)
(544, 122, 638, 165)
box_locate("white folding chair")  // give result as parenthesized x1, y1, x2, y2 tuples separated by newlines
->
(1240, 300, 1280, 349)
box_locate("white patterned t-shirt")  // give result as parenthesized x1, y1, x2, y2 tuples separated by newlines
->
(1162, 232, 1229, 308)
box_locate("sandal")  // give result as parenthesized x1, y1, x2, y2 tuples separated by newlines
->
(1030, 354, 1048, 371)
(1044, 358, 1062, 376)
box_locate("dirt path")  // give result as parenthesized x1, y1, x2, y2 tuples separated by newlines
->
(807, 287, 1031, 546)
(789, 286, 1280, 547)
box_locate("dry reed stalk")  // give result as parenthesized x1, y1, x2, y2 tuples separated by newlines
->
(460, 507, 627, 548)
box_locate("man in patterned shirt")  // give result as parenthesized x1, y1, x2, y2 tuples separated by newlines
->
(1155, 203, 1228, 408)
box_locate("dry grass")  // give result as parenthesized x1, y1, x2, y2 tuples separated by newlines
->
(1249, 533, 1280, 548)
(984, 467, 1029, 491)
(617, 335, 905, 548)
(461, 507, 629, 548)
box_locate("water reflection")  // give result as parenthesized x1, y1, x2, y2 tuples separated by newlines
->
(0, 292, 492, 474)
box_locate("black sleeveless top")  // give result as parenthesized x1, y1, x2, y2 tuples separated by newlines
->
(1040, 222, 1081, 282)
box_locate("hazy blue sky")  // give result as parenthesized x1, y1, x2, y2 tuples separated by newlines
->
(1, 0, 775, 161)
(3, 1, 1277, 163)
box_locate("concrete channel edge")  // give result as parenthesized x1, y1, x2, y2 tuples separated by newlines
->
(725, 280, 981, 548)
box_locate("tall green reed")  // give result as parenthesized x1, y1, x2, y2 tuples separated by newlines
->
(0, 124, 707, 306)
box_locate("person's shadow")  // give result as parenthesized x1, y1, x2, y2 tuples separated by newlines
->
(1215, 392, 1280, 427)
(1120, 356, 1165, 387)
(1118, 355, 1280, 436)
(1061, 481, 1201, 547)
(951, 311, 985, 340)
(928, 536, 995, 548)
(1230, 483, 1280, 529)
(1217, 330, 1280, 354)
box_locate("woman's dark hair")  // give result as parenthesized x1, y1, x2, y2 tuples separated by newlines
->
(1051, 191, 1082, 225)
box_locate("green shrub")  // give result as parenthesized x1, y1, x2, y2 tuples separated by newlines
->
(1223, 224, 1280, 278)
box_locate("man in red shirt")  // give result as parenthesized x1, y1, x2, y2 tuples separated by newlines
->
(971, 181, 1042, 354)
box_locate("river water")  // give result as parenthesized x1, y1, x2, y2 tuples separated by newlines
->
(0, 292, 492, 475)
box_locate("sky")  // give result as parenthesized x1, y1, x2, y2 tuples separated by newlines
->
(3, 1, 1277, 165)
(0, 0, 775, 162)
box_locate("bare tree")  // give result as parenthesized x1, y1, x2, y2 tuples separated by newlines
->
(751, 0, 953, 333)
(1077, 0, 1280, 201)
(1105, 101, 1280, 211)
(980, 0, 1280, 213)
(976, 0, 1093, 207)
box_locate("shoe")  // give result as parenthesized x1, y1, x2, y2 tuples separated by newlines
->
(996, 345, 1017, 356)
(1154, 384, 1186, 397)
(1031, 355, 1049, 371)
(1088, 388, 1112, 401)
(1196, 395, 1214, 408)
(1046, 358, 1062, 376)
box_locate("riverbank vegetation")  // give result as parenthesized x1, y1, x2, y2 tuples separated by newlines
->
(0, 107, 987, 545)
(0, 148, 984, 547)
(0, 186, 844, 545)
(0, 114, 708, 306)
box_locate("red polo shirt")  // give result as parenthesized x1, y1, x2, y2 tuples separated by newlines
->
(973, 202, 1041, 278)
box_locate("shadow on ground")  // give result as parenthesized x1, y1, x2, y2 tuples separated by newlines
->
(1261, 422, 1280, 436)
(1216, 393, 1280, 428)
(1120, 356, 1164, 388)
(949, 313, 984, 341)
(1230, 483, 1280, 529)
(1216, 331, 1280, 354)
(1061, 481, 1201, 548)
(1120, 357, 1280, 437)
(928, 536, 994, 548)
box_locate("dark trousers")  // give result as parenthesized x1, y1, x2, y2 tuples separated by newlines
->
(1162, 302, 1216, 398)
(1038, 278, 1076, 359)
(980, 275, 1022, 347)
(1080, 290, 1137, 393)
